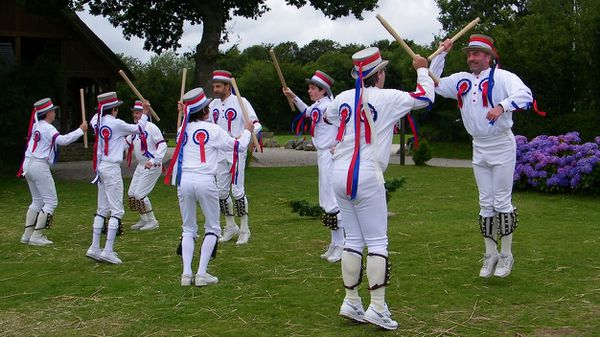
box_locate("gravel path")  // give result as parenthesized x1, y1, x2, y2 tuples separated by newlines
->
(52, 145, 471, 181)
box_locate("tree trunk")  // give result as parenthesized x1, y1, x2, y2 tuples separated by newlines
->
(195, 1, 224, 93)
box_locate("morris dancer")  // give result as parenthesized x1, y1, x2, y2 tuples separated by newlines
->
(125, 100, 167, 231)
(430, 35, 542, 278)
(17, 98, 87, 246)
(85, 92, 149, 264)
(283, 70, 344, 263)
(325, 47, 434, 330)
(209, 70, 262, 245)
(166, 88, 253, 286)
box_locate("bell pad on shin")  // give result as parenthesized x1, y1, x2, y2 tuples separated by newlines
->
(128, 197, 138, 212)
(321, 211, 339, 230)
(219, 198, 233, 216)
(478, 215, 497, 242)
(498, 208, 518, 236)
(367, 253, 391, 290)
(342, 248, 364, 290)
(234, 196, 248, 216)
(45, 213, 54, 229)
(205, 232, 219, 259)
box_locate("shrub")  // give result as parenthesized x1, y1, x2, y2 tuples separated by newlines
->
(411, 138, 432, 166)
(514, 132, 600, 194)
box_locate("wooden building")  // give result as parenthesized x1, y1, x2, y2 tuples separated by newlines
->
(0, 0, 134, 133)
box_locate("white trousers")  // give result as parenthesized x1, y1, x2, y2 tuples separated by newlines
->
(178, 172, 222, 239)
(128, 163, 161, 199)
(216, 151, 247, 200)
(23, 158, 57, 214)
(317, 150, 339, 214)
(472, 132, 516, 217)
(332, 161, 387, 254)
(96, 161, 124, 219)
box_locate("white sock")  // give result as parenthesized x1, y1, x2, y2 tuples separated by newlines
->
(182, 236, 195, 276)
(500, 234, 513, 255)
(198, 235, 217, 275)
(484, 238, 498, 256)
(240, 214, 249, 232)
(91, 216, 104, 249)
(104, 228, 117, 252)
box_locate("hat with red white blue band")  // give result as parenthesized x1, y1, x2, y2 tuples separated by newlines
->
(130, 100, 144, 111)
(306, 70, 334, 97)
(97, 92, 123, 111)
(212, 70, 233, 84)
(33, 98, 59, 118)
(183, 87, 211, 115)
(351, 47, 389, 80)
(462, 34, 498, 59)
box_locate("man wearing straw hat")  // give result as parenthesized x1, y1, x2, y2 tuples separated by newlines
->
(165, 87, 254, 286)
(283, 70, 345, 263)
(17, 98, 87, 246)
(125, 100, 167, 231)
(430, 34, 540, 279)
(325, 47, 434, 330)
(209, 70, 262, 245)
(85, 92, 150, 264)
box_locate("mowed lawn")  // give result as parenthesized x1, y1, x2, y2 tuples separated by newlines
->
(0, 165, 599, 337)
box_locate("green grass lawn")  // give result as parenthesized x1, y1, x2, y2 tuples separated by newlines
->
(1, 166, 598, 336)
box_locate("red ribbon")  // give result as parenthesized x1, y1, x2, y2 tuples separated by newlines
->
(361, 111, 371, 144)
(16, 108, 39, 177)
(457, 82, 469, 108)
(336, 109, 348, 141)
(32, 131, 40, 153)
(101, 128, 110, 155)
(481, 81, 489, 107)
(230, 140, 239, 184)
(126, 137, 134, 167)
(533, 100, 546, 117)
(198, 133, 206, 163)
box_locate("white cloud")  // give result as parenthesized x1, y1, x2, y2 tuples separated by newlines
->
(77, 0, 443, 62)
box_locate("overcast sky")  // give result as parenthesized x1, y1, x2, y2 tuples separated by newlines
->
(77, 0, 444, 62)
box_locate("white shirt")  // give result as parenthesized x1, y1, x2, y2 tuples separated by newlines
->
(125, 122, 167, 165)
(293, 96, 337, 151)
(175, 120, 251, 176)
(24, 120, 83, 164)
(430, 51, 533, 139)
(96, 114, 148, 164)
(325, 67, 435, 171)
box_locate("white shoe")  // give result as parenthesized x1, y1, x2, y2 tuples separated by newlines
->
(28, 233, 53, 246)
(219, 225, 240, 242)
(364, 304, 398, 330)
(236, 230, 250, 245)
(195, 273, 218, 287)
(99, 250, 123, 264)
(339, 299, 366, 323)
(494, 254, 514, 278)
(320, 244, 335, 260)
(479, 253, 499, 278)
(86, 246, 102, 261)
(140, 220, 159, 231)
(327, 246, 343, 263)
(130, 220, 146, 230)
(181, 274, 193, 286)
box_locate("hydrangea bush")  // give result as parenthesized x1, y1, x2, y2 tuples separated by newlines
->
(514, 132, 600, 194)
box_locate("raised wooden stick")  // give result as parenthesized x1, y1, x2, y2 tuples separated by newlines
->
(428, 17, 480, 61)
(269, 49, 295, 111)
(118, 70, 160, 121)
(79, 88, 88, 148)
(375, 14, 440, 84)
(177, 68, 187, 129)
(230, 77, 261, 149)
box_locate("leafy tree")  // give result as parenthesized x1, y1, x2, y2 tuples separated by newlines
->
(435, 0, 528, 33)
(75, 0, 380, 90)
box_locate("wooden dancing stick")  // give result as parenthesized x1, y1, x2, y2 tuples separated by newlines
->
(428, 17, 480, 61)
(375, 14, 440, 84)
(118, 69, 161, 121)
(269, 49, 295, 111)
(230, 77, 261, 149)
(177, 68, 187, 129)
(79, 88, 88, 148)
